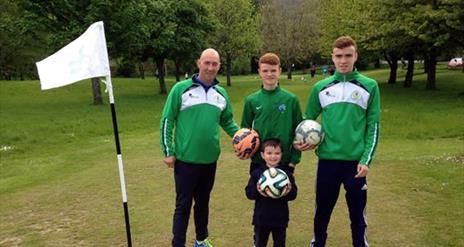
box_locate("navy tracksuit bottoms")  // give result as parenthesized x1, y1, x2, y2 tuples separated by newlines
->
(310, 159, 369, 247)
(172, 160, 216, 247)
(254, 225, 287, 247)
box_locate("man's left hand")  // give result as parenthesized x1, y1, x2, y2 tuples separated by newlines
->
(355, 164, 369, 178)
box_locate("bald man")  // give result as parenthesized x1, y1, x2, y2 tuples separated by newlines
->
(160, 48, 239, 247)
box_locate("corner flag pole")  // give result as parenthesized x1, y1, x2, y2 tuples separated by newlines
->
(103, 75, 132, 247)
(36, 21, 132, 246)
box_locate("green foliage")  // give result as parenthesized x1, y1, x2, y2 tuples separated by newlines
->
(361, 0, 464, 55)
(15, 0, 216, 93)
(318, 0, 464, 88)
(4, 0, 461, 88)
(19, 0, 102, 49)
(169, 0, 214, 64)
(401, 0, 464, 50)
(207, 0, 260, 58)
(0, 0, 46, 80)
(116, 58, 137, 78)
(126, 0, 216, 91)
(205, 0, 261, 84)
(259, 0, 320, 66)
(231, 56, 252, 75)
(318, 0, 363, 57)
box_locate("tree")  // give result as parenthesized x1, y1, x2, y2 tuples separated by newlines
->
(403, 50, 415, 88)
(318, 0, 415, 85)
(359, 0, 464, 89)
(401, 0, 464, 89)
(0, 0, 45, 80)
(260, 0, 320, 79)
(318, 0, 363, 57)
(206, 0, 260, 86)
(18, 0, 120, 104)
(364, 1, 404, 85)
(361, 0, 418, 86)
(104, 1, 153, 79)
(135, 0, 176, 94)
(168, 0, 213, 82)
(138, 0, 214, 93)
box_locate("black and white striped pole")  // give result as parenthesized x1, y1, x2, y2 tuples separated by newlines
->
(103, 75, 132, 247)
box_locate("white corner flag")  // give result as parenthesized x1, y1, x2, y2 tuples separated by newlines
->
(36, 22, 133, 246)
(36, 21, 110, 90)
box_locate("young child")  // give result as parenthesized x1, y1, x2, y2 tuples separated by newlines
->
(245, 138, 298, 247)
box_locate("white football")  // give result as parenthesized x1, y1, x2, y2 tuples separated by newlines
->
(294, 120, 324, 145)
(258, 168, 290, 199)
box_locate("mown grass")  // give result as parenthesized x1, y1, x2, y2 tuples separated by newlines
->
(0, 65, 463, 246)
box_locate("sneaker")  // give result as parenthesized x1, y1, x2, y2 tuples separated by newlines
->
(193, 238, 213, 247)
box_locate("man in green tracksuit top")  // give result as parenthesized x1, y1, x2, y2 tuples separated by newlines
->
(160, 48, 239, 247)
(240, 53, 303, 174)
(296, 36, 380, 247)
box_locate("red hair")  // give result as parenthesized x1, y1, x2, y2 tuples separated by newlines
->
(259, 53, 280, 66)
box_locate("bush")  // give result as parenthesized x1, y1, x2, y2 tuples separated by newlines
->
(231, 56, 251, 75)
(116, 59, 136, 77)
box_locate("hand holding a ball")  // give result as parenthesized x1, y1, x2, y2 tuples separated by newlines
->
(293, 141, 317, 151)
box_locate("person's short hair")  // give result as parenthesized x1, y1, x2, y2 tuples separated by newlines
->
(259, 53, 280, 66)
(261, 138, 282, 152)
(333, 36, 357, 50)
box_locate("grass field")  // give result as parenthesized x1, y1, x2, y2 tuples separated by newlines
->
(1, 65, 463, 246)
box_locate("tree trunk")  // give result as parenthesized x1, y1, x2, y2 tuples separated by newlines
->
(91, 78, 103, 105)
(226, 54, 232, 86)
(423, 53, 429, 74)
(287, 63, 292, 80)
(403, 51, 415, 88)
(155, 57, 167, 94)
(426, 47, 437, 90)
(175, 60, 181, 82)
(385, 53, 398, 84)
(139, 63, 145, 80)
(20, 67, 24, 81)
(250, 56, 258, 73)
(2, 68, 11, 80)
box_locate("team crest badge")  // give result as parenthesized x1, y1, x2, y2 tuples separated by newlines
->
(351, 91, 361, 100)
(278, 103, 286, 113)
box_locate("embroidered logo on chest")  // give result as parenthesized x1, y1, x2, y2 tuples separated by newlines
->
(278, 103, 286, 113)
(351, 90, 361, 100)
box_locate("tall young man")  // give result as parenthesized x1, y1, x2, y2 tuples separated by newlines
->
(296, 36, 381, 247)
(240, 53, 303, 174)
(160, 48, 239, 247)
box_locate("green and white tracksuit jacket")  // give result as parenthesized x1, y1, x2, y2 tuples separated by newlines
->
(305, 70, 380, 165)
(160, 76, 239, 164)
(241, 86, 303, 165)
